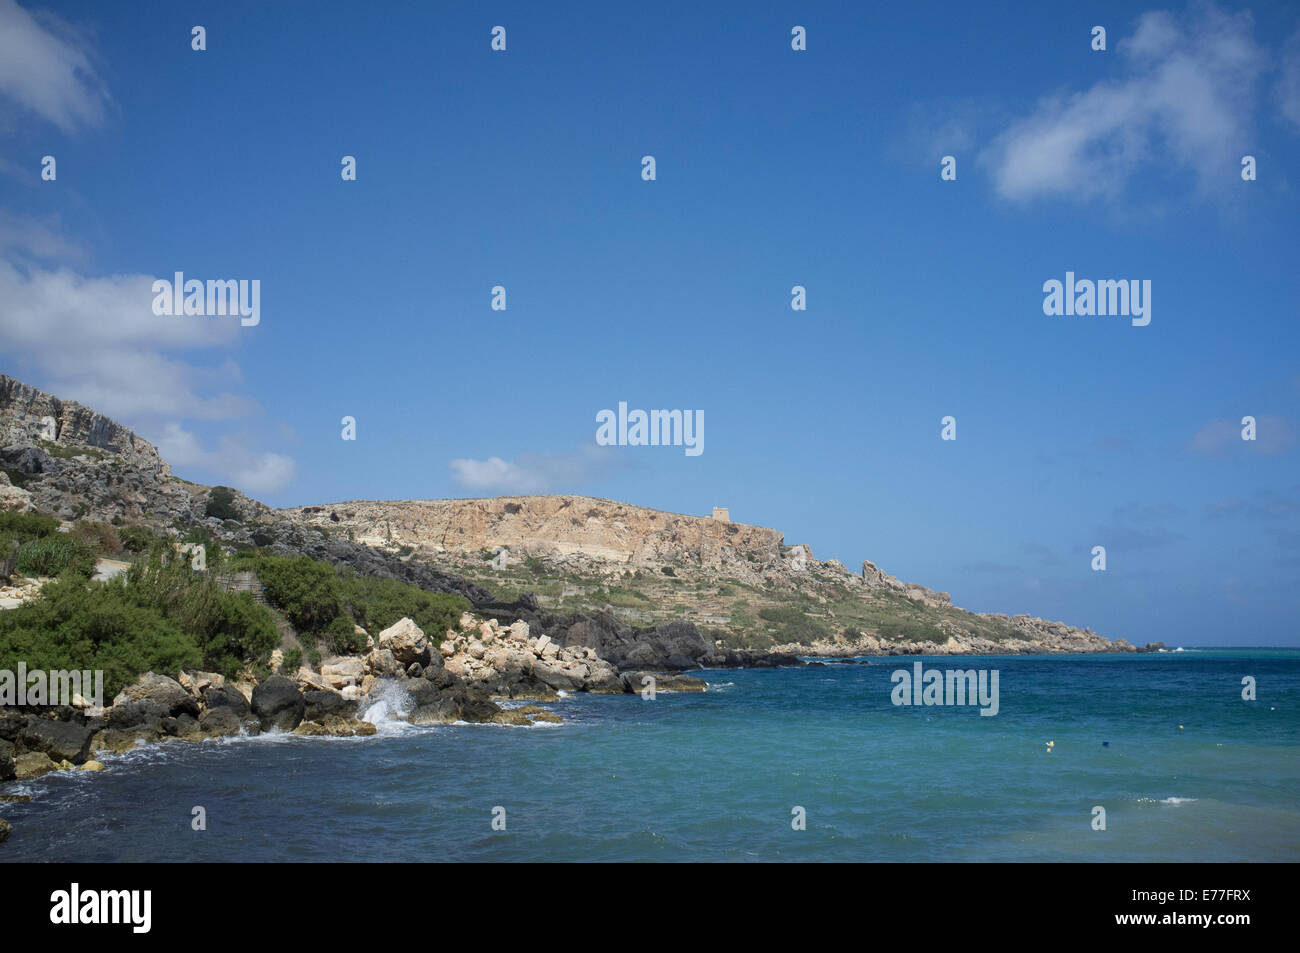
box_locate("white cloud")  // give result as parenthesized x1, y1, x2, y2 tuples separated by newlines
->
(450, 446, 622, 494)
(0, 220, 294, 497)
(982, 6, 1265, 202)
(0, 0, 108, 133)
(156, 423, 297, 495)
(450, 457, 542, 494)
(0, 256, 256, 421)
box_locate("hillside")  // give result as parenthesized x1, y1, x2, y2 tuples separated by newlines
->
(1, 372, 1141, 659)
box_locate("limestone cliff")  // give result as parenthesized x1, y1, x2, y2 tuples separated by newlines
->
(278, 496, 784, 569)
(0, 374, 169, 475)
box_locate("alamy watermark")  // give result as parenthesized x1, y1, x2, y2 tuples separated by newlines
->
(890, 661, 999, 716)
(0, 664, 104, 707)
(151, 272, 260, 326)
(596, 402, 703, 456)
(1042, 272, 1150, 327)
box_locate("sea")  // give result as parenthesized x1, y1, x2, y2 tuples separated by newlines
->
(2, 649, 1297, 862)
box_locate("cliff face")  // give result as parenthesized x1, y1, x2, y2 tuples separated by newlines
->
(0, 374, 170, 476)
(278, 496, 786, 569)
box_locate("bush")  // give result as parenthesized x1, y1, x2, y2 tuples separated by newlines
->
(280, 647, 302, 673)
(341, 573, 468, 639)
(126, 553, 278, 674)
(205, 486, 240, 521)
(117, 524, 161, 554)
(0, 510, 59, 542)
(14, 535, 97, 578)
(255, 555, 343, 633)
(0, 576, 202, 698)
(326, 614, 366, 655)
(73, 520, 121, 556)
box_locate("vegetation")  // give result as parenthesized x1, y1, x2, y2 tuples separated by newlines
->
(205, 486, 240, 522)
(13, 535, 97, 578)
(230, 551, 469, 645)
(0, 551, 278, 696)
(251, 555, 341, 633)
(326, 614, 366, 654)
(340, 573, 467, 639)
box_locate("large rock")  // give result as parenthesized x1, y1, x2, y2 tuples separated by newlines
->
(251, 676, 305, 731)
(557, 613, 713, 671)
(18, 717, 94, 764)
(106, 699, 167, 733)
(177, 670, 226, 697)
(622, 671, 708, 693)
(293, 715, 377, 737)
(202, 685, 250, 717)
(377, 617, 431, 667)
(364, 648, 403, 677)
(321, 657, 365, 688)
(113, 673, 199, 718)
(14, 751, 58, 780)
(302, 689, 357, 722)
(197, 707, 243, 738)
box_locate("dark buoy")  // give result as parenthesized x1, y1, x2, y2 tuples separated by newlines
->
(1102, 741, 1109, 747)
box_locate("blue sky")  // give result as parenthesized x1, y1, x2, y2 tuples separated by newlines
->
(1, 0, 1298, 646)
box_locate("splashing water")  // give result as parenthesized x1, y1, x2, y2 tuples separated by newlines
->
(357, 679, 413, 732)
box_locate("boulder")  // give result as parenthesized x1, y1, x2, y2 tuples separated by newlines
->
(197, 707, 243, 738)
(18, 717, 94, 764)
(365, 648, 402, 677)
(251, 675, 305, 731)
(177, 670, 226, 697)
(113, 673, 199, 718)
(622, 671, 708, 692)
(0, 818, 11, 843)
(530, 661, 584, 692)
(377, 617, 431, 667)
(202, 685, 250, 717)
(293, 715, 377, 737)
(294, 667, 333, 692)
(105, 699, 166, 732)
(302, 689, 357, 722)
(14, 751, 58, 780)
(161, 713, 203, 741)
(321, 657, 365, 688)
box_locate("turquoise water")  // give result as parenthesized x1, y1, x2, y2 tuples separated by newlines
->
(2, 649, 1298, 862)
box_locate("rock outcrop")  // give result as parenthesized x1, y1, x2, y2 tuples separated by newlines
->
(278, 496, 786, 571)
(0, 374, 170, 475)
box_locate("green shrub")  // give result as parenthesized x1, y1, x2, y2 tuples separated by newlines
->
(117, 524, 161, 554)
(254, 555, 343, 633)
(280, 647, 302, 673)
(341, 573, 468, 638)
(14, 535, 97, 578)
(205, 486, 240, 521)
(0, 510, 60, 541)
(326, 614, 366, 654)
(0, 576, 202, 697)
(126, 553, 278, 674)
(758, 605, 806, 625)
